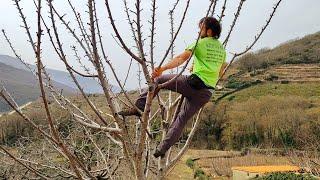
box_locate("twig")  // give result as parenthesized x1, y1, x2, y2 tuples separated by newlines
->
(223, 0, 246, 47)
(149, 0, 157, 70)
(105, 0, 143, 64)
(210, 0, 219, 16)
(158, 0, 191, 67)
(219, 0, 283, 80)
(218, 0, 227, 23)
(0, 145, 49, 179)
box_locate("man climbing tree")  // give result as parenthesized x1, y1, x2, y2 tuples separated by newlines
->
(119, 16, 228, 158)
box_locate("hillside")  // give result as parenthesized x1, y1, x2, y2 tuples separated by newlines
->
(234, 31, 320, 71)
(0, 62, 76, 112)
(212, 32, 320, 101)
(0, 55, 120, 94)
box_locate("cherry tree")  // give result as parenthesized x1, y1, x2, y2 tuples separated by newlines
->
(0, 0, 282, 179)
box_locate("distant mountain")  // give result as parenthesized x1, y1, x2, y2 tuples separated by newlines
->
(0, 62, 76, 112)
(0, 55, 120, 93)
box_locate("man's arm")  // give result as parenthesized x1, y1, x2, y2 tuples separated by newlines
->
(161, 50, 192, 71)
(219, 62, 228, 78)
(152, 50, 192, 78)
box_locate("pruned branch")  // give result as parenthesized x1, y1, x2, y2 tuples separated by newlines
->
(105, 0, 143, 64)
(218, 0, 227, 23)
(158, 0, 191, 67)
(149, 0, 157, 70)
(223, 0, 246, 47)
(210, 0, 219, 16)
(220, 0, 283, 80)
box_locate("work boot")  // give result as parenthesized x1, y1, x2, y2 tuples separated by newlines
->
(153, 148, 165, 158)
(117, 107, 141, 117)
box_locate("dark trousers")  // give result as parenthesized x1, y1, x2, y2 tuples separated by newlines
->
(135, 74, 212, 153)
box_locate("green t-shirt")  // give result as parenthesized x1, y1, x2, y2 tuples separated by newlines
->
(186, 37, 226, 88)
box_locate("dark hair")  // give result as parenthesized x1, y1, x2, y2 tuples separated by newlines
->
(199, 17, 221, 39)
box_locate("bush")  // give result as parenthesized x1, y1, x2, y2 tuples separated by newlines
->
(194, 168, 207, 179)
(186, 158, 195, 169)
(221, 96, 314, 150)
(252, 172, 317, 180)
(225, 77, 249, 89)
(264, 74, 279, 81)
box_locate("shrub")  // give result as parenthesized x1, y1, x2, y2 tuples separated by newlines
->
(225, 77, 248, 89)
(264, 74, 279, 81)
(227, 95, 236, 101)
(194, 168, 206, 179)
(252, 172, 317, 180)
(186, 158, 195, 169)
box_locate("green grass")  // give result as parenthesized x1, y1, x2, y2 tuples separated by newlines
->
(223, 82, 320, 102)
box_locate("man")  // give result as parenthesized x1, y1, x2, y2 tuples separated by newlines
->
(119, 17, 227, 158)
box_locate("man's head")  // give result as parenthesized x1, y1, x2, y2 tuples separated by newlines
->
(199, 17, 221, 39)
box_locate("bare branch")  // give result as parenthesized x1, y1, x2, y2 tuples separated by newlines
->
(149, 0, 157, 70)
(105, 0, 143, 64)
(93, 1, 141, 114)
(210, 0, 219, 16)
(0, 89, 57, 144)
(158, 0, 191, 67)
(0, 145, 49, 179)
(220, 0, 283, 80)
(135, 0, 147, 63)
(223, 0, 246, 47)
(46, 1, 110, 128)
(218, 0, 227, 23)
(67, 0, 94, 57)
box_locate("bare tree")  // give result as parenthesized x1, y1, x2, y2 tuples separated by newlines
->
(0, 0, 283, 179)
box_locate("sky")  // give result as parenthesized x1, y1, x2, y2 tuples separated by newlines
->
(0, 0, 319, 89)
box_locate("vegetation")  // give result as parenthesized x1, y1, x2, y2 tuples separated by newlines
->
(253, 172, 317, 180)
(186, 158, 195, 169)
(235, 32, 320, 72)
(193, 82, 320, 150)
(185, 158, 210, 179)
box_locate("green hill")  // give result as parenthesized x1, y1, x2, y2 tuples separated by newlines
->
(234, 31, 320, 71)
(0, 62, 76, 112)
(212, 32, 320, 101)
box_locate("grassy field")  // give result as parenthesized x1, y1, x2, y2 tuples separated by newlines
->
(222, 82, 320, 102)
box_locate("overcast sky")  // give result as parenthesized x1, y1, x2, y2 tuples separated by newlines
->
(0, 0, 319, 89)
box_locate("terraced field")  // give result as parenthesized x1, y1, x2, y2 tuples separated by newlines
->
(166, 149, 292, 179)
(212, 63, 320, 101)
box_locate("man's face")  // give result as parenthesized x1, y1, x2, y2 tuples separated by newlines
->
(199, 22, 207, 38)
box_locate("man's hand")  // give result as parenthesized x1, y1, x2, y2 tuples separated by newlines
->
(152, 67, 165, 79)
